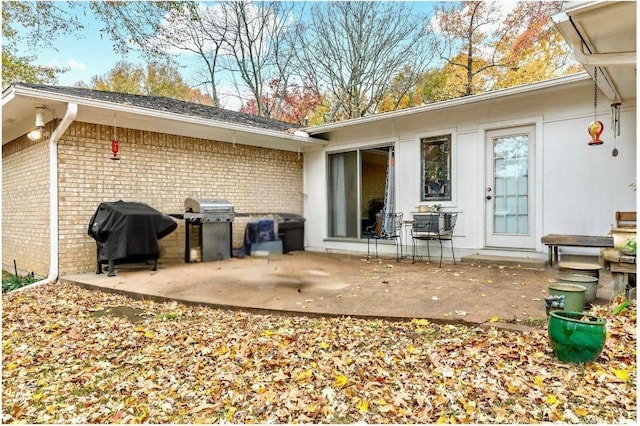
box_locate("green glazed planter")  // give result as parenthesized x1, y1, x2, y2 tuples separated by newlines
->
(548, 311, 606, 363)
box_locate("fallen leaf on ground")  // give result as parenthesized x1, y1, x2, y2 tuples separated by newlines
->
(1, 283, 636, 424)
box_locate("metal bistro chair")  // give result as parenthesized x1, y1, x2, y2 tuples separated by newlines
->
(411, 212, 458, 267)
(367, 212, 403, 262)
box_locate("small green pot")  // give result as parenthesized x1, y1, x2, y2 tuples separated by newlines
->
(557, 274, 599, 304)
(547, 311, 606, 363)
(547, 283, 586, 312)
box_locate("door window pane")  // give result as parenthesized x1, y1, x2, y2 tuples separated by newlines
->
(492, 135, 529, 235)
(361, 147, 391, 236)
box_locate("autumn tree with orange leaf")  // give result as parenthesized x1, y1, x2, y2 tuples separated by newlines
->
(430, 1, 574, 98)
(490, 1, 582, 89)
(239, 78, 323, 125)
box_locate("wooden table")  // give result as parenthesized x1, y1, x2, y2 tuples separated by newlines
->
(541, 234, 614, 266)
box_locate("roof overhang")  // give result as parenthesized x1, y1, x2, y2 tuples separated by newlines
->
(552, 1, 636, 103)
(2, 85, 327, 152)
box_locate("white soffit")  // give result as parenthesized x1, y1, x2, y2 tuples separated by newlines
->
(553, 1, 636, 103)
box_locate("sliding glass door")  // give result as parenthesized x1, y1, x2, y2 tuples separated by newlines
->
(328, 146, 392, 239)
(328, 151, 359, 238)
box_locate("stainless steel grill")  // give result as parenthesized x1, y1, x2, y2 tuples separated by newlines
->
(184, 198, 235, 262)
(184, 198, 234, 222)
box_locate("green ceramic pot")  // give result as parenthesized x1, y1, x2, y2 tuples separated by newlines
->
(548, 311, 606, 363)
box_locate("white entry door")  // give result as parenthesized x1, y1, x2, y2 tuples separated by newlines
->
(485, 126, 536, 249)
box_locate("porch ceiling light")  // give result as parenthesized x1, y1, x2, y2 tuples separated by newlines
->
(27, 105, 46, 141)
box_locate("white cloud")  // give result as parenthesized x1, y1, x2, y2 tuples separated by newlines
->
(67, 59, 87, 70)
(217, 85, 253, 111)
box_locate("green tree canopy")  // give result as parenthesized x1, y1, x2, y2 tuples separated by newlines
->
(84, 61, 213, 105)
(1, 1, 83, 87)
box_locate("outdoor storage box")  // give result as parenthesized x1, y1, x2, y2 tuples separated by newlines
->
(243, 220, 276, 254)
(278, 214, 305, 253)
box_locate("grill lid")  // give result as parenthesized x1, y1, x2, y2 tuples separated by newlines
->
(184, 198, 234, 214)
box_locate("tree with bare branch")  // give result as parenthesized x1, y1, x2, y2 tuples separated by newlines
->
(92, 1, 303, 116)
(296, 1, 436, 122)
(147, 2, 227, 107)
(219, 1, 302, 117)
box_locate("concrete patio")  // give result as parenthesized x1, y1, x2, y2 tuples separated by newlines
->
(60, 251, 618, 331)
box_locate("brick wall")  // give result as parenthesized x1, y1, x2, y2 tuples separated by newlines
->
(3, 120, 304, 276)
(2, 127, 52, 278)
(361, 160, 387, 217)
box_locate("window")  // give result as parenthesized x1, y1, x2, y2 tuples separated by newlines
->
(421, 135, 451, 201)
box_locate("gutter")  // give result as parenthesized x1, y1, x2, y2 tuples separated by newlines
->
(1, 84, 16, 107)
(570, 42, 636, 66)
(16, 103, 78, 292)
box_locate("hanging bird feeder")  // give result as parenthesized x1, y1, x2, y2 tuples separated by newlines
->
(111, 139, 120, 160)
(111, 114, 120, 160)
(588, 120, 604, 146)
(588, 67, 604, 146)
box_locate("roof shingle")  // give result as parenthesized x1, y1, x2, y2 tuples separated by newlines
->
(15, 83, 301, 132)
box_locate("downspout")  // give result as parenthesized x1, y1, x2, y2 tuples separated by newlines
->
(16, 102, 78, 291)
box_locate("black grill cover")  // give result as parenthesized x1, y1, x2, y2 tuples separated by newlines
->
(88, 201, 177, 261)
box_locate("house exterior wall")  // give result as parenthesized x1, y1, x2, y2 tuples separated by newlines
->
(3, 121, 303, 276)
(304, 79, 637, 258)
(2, 130, 52, 277)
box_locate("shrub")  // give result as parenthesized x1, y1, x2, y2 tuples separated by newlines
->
(2, 271, 38, 293)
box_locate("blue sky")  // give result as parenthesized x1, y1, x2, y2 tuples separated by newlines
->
(37, 29, 137, 87)
(14, 1, 445, 88)
(12, 1, 525, 110)
(21, 4, 144, 87)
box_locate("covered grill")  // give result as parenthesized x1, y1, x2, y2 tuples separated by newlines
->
(184, 198, 234, 262)
(88, 201, 178, 276)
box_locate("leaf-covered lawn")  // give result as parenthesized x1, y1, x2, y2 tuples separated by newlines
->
(2, 282, 636, 423)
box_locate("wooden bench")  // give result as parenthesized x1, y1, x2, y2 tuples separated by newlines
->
(541, 234, 614, 267)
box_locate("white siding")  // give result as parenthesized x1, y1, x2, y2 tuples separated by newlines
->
(304, 78, 637, 258)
